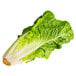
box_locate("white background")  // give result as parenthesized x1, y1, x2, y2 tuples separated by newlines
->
(0, 0, 76, 76)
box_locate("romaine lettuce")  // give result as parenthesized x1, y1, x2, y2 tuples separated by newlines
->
(3, 11, 74, 66)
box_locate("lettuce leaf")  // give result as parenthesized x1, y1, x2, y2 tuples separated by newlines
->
(3, 11, 74, 65)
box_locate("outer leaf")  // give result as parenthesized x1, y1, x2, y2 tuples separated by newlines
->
(18, 26, 32, 38)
